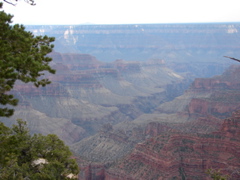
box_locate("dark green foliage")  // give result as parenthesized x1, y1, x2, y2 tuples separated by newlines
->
(0, 2, 78, 179)
(0, 3, 55, 117)
(0, 120, 79, 179)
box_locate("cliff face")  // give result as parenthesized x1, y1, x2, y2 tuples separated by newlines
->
(123, 67, 240, 179)
(81, 111, 240, 180)
(187, 97, 240, 119)
(76, 64, 240, 179)
(186, 65, 240, 119)
(189, 65, 240, 92)
(218, 110, 240, 139)
(3, 52, 186, 144)
(151, 65, 240, 122)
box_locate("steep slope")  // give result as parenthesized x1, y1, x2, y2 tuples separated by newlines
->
(133, 64, 240, 126)
(1, 105, 85, 145)
(3, 52, 186, 144)
(104, 110, 240, 180)
(72, 120, 174, 163)
(75, 65, 240, 179)
(77, 110, 240, 180)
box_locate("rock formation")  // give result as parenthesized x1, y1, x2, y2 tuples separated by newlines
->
(27, 24, 240, 64)
(76, 65, 240, 179)
(3, 52, 186, 144)
(3, 23, 240, 179)
(78, 110, 240, 180)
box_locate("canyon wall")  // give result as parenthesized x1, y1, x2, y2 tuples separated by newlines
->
(78, 110, 240, 180)
(3, 23, 240, 178)
(27, 23, 240, 64)
(1, 52, 187, 145)
(77, 65, 240, 180)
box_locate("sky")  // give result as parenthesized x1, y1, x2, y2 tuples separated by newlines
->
(1, 0, 240, 25)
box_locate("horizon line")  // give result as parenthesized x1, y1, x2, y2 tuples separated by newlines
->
(24, 21, 240, 26)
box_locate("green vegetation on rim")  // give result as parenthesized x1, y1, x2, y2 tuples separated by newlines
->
(0, 2, 55, 117)
(0, 120, 79, 179)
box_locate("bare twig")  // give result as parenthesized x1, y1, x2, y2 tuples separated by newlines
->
(3, 0, 36, 6)
(3, 0, 17, 6)
(224, 56, 240, 63)
(24, 0, 36, 5)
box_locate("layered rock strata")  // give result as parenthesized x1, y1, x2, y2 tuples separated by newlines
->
(4, 52, 186, 144)
(79, 110, 240, 180)
(77, 65, 240, 179)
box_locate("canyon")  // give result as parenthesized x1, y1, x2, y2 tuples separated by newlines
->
(102, 110, 240, 180)
(26, 23, 239, 80)
(4, 53, 239, 179)
(1, 52, 187, 144)
(2, 23, 240, 179)
(76, 64, 240, 180)
(26, 23, 240, 64)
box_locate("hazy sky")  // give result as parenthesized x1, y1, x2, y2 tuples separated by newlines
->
(1, 0, 240, 25)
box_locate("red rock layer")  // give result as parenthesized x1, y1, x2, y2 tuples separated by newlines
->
(12, 83, 69, 97)
(79, 110, 240, 180)
(104, 110, 240, 180)
(189, 65, 240, 92)
(184, 65, 240, 119)
(187, 98, 240, 118)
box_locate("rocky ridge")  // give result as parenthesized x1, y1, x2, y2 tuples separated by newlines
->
(77, 108, 240, 180)
(2, 52, 187, 144)
(76, 65, 240, 179)
(103, 110, 240, 180)
(27, 23, 240, 64)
